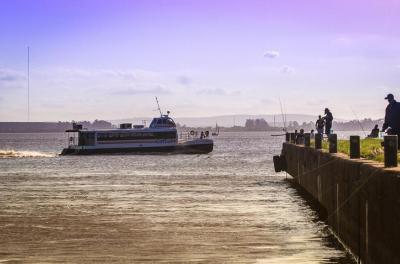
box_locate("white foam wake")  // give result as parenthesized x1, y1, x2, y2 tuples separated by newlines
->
(0, 149, 55, 158)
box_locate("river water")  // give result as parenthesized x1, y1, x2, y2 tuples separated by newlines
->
(0, 132, 355, 263)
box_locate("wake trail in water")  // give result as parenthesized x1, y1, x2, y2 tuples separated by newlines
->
(0, 149, 55, 158)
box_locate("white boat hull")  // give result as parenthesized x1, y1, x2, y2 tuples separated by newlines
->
(61, 139, 213, 155)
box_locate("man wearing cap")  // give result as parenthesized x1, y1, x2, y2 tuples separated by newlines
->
(382, 94, 400, 148)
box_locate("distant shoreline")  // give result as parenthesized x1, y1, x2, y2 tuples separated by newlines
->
(0, 117, 383, 133)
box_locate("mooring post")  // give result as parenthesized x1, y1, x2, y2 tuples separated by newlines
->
(315, 133, 322, 149)
(285, 132, 290, 142)
(384, 135, 398, 167)
(350, 135, 360, 159)
(290, 133, 296, 144)
(328, 134, 337, 153)
(304, 133, 310, 147)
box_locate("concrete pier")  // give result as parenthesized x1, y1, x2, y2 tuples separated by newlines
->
(281, 142, 400, 264)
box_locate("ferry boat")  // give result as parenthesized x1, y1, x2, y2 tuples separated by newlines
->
(61, 112, 213, 155)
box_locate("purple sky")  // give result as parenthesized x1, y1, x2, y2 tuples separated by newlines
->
(0, 0, 399, 121)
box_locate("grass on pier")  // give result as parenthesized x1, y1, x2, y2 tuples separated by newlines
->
(319, 138, 385, 162)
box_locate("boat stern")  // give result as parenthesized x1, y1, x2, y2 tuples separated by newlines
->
(178, 138, 214, 154)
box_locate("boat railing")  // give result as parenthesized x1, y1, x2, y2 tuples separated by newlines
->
(179, 130, 212, 142)
(66, 131, 79, 147)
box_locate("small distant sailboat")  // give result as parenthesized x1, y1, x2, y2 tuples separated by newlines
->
(212, 123, 220, 136)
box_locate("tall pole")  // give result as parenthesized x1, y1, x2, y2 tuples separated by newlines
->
(27, 46, 30, 121)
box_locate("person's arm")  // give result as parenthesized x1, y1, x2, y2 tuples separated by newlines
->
(382, 106, 389, 131)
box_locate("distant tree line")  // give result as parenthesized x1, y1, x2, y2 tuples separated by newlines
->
(0, 120, 113, 133)
(177, 118, 386, 132)
(244, 118, 271, 131)
(285, 118, 384, 132)
(7, 117, 377, 133)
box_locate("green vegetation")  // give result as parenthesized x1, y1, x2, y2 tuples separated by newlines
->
(318, 138, 385, 162)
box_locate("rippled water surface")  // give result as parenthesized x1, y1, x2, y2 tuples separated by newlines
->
(0, 132, 355, 263)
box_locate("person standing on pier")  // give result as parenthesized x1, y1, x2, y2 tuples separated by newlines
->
(382, 94, 400, 148)
(315, 115, 325, 135)
(296, 129, 305, 144)
(323, 108, 333, 135)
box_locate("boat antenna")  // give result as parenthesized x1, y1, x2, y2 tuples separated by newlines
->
(155, 96, 163, 116)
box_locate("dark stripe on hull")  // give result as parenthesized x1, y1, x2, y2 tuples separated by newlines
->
(61, 143, 213, 155)
(175, 143, 213, 154)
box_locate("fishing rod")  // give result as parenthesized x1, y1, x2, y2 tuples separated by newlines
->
(283, 100, 288, 130)
(271, 97, 288, 137)
(279, 96, 287, 131)
(350, 107, 367, 137)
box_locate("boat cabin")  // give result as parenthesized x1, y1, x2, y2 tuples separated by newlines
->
(149, 115, 176, 128)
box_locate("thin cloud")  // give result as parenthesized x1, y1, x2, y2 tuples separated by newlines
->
(177, 75, 191, 85)
(197, 88, 226, 95)
(41, 102, 65, 109)
(280, 65, 295, 74)
(263, 50, 280, 59)
(230, 90, 241, 96)
(0, 68, 26, 90)
(100, 70, 136, 80)
(306, 99, 328, 106)
(260, 98, 275, 104)
(0, 69, 25, 82)
(113, 86, 171, 95)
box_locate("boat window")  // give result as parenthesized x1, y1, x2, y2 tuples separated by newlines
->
(149, 119, 157, 128)
(97, 131, 176, 141)
(166, 118, 176, 127)
(78, 132, 95, 146)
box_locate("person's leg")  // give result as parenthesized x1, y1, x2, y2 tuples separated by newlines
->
(325, 125, 331, 135)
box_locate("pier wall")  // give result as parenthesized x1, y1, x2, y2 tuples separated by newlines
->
(282, 143, 400, 264)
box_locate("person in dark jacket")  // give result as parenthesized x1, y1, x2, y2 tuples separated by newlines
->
(296, 129, 305, 144)
(382, 94, 400, 148)
(315, 115, 325, 135)
(323, 108, 333, 135)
